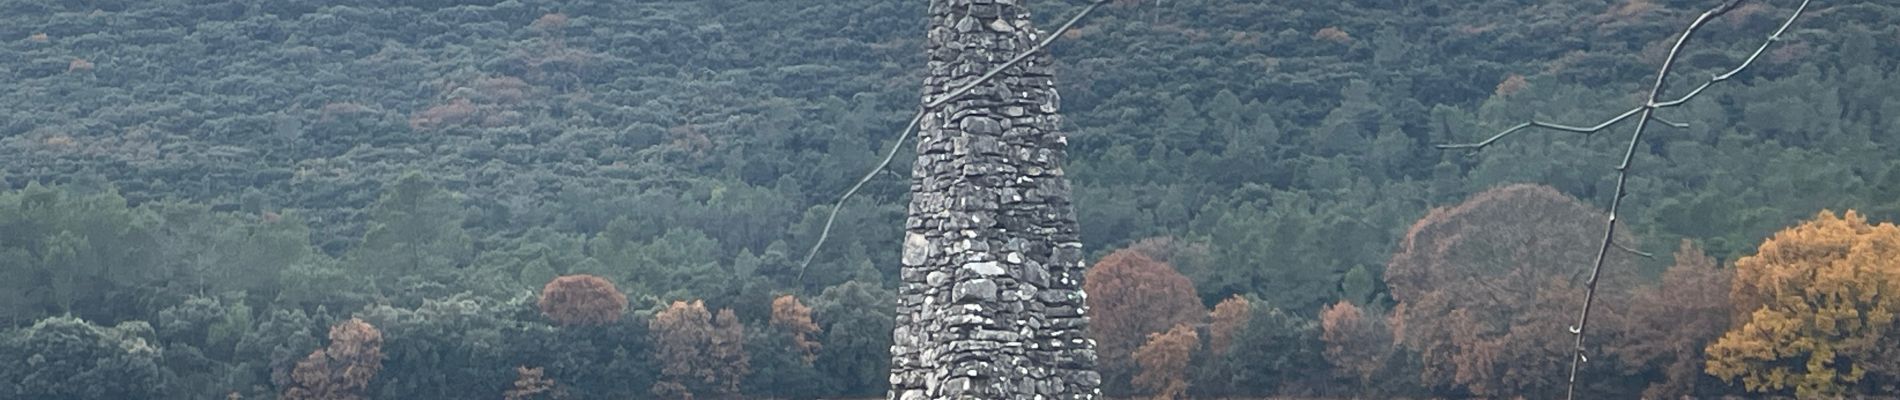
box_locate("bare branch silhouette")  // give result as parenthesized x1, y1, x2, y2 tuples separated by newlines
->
(1433, 0, 1812, 398)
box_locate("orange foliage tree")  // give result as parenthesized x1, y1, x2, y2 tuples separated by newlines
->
(709, 308, 749, 397)
(770, 294, 822, 364)
(283, 318, 384, 400)
(538, 274, 628, 326)
(1133, 323, 1199, 400)
(1706, 211, 1900, 398)
(1085, 249, 1205, 391)
(503, 366, 558, 400)
(1206, 295, 1251, 355)
(1385, 184, 1640, 397)
(1606, 241, 1733, 399)
(1320, 300, 1395, 383)
(649, 300, 748, 399)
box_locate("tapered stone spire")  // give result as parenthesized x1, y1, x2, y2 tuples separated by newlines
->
(889, 1, 1100, 399)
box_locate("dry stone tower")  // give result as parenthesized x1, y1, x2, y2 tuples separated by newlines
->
(889, 0, 1100, 399)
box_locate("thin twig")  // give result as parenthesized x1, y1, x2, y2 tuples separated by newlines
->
(1561, 2, 1807, 399)
(797, 0, 1113, 281)
(1613, 241, 1655, 259)
(1430, 0, 1809, 397)
(1435, 107, 1645, 150)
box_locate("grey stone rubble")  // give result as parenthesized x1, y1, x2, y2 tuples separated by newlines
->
(889, 0, 1101, 399)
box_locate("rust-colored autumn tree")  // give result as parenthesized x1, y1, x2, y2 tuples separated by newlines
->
(649, 300, 749, 399)
(1133, 323, 1199, 400)
(651, 300, 714, 399)
(1705, 210, 1900, 398)
(709, 308, 749, 397)
(538, 274, 629, 326)
(1320, 300, 1395, 383)
(503, 366, 559, 400)
(1085, 249, 1205, 391)
(282, 318, 384, 400)
(1385, 184, 1640, 397)
(770, 294, 822, 364)
(1206, 295, 1251, 355)
(1607, 240, 1732, 399)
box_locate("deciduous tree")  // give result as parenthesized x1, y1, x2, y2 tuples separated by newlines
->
(283, 318, 384, 400)
(538, 274, 629, 326)
(1206, 295, 1251, 356)
(1607, 240, 1732, 399)
(1706, 210, 1900, 397)
(1133, 323, 1198, 400)
(709, 308, 748, 397)
(650, 300, 714, 400)
(1386, 184, 1639, 397)
(770, 294, 821, 364)
(1321, 300, 1394, 382)
(1085, 249, 1204, 393)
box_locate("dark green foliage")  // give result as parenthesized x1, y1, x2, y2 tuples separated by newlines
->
(811, 280, 896, 397)
(743, 326, 826, 399)
(0, 317, 167, 399)
(349, 172, 474, 286)
(1197, 299, 1327, 397)
(356, 294, 526, 399)
(234, 308, 321, 395)
(0, 0, 1892, 398)
(0, 184, 164, 325)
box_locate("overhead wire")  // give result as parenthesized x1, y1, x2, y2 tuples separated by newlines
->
(798, 0, 1113, 281)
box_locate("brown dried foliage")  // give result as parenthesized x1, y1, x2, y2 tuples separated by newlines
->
(1605, 240, 1732, 400)
(530, 13, 569, 32)
(770, 295, 822, 364)
(1386, 184, 1639, 397)
(67, 58, 94, 73)
(1085, 249, 1205, 383)
(710, 308, 749, 397)
(1132, 323, 1199, 400)
(282, 318, 384, 400)
(1320, 300, 1399, 384)
(651, 300, 713, 399)
(1314, 27, 1353, 45)
(1495, 74, 1530, 98)
(408, 98, 477, 131)
(1206, 295, 1251, 356)
(538, 274, 629, 326)
(650, 301, 748, 399)
(503, 366, 560, 400)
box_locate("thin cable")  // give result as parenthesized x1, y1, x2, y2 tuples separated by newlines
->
(799, 0, 1113, 280)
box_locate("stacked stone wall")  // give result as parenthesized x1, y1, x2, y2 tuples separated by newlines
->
(889, 1, 1100, 399)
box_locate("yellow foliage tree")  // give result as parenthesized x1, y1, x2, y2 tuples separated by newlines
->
(1705, 210, 1900, 397)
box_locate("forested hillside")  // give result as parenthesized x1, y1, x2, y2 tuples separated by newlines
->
(1, 0, 1896, 398)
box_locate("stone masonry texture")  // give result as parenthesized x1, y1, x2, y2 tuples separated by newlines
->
(889, 0, 1101, 399)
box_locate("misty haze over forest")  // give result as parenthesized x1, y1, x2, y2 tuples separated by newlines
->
(1, 0, 1896, 399)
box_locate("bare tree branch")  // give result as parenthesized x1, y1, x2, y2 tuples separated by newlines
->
(1613, 241, 1655, 259)
(1561, 2, 1808, 399)
(1430, 0, 1809, 398)
(798, 0, 1113, 281)
(1653, 0, 1810, 109)
(1651, 116, 1690, 129)
(1435, 107, 1646, 150)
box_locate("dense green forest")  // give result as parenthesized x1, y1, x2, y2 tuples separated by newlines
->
(1, 0, 1897, 398)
